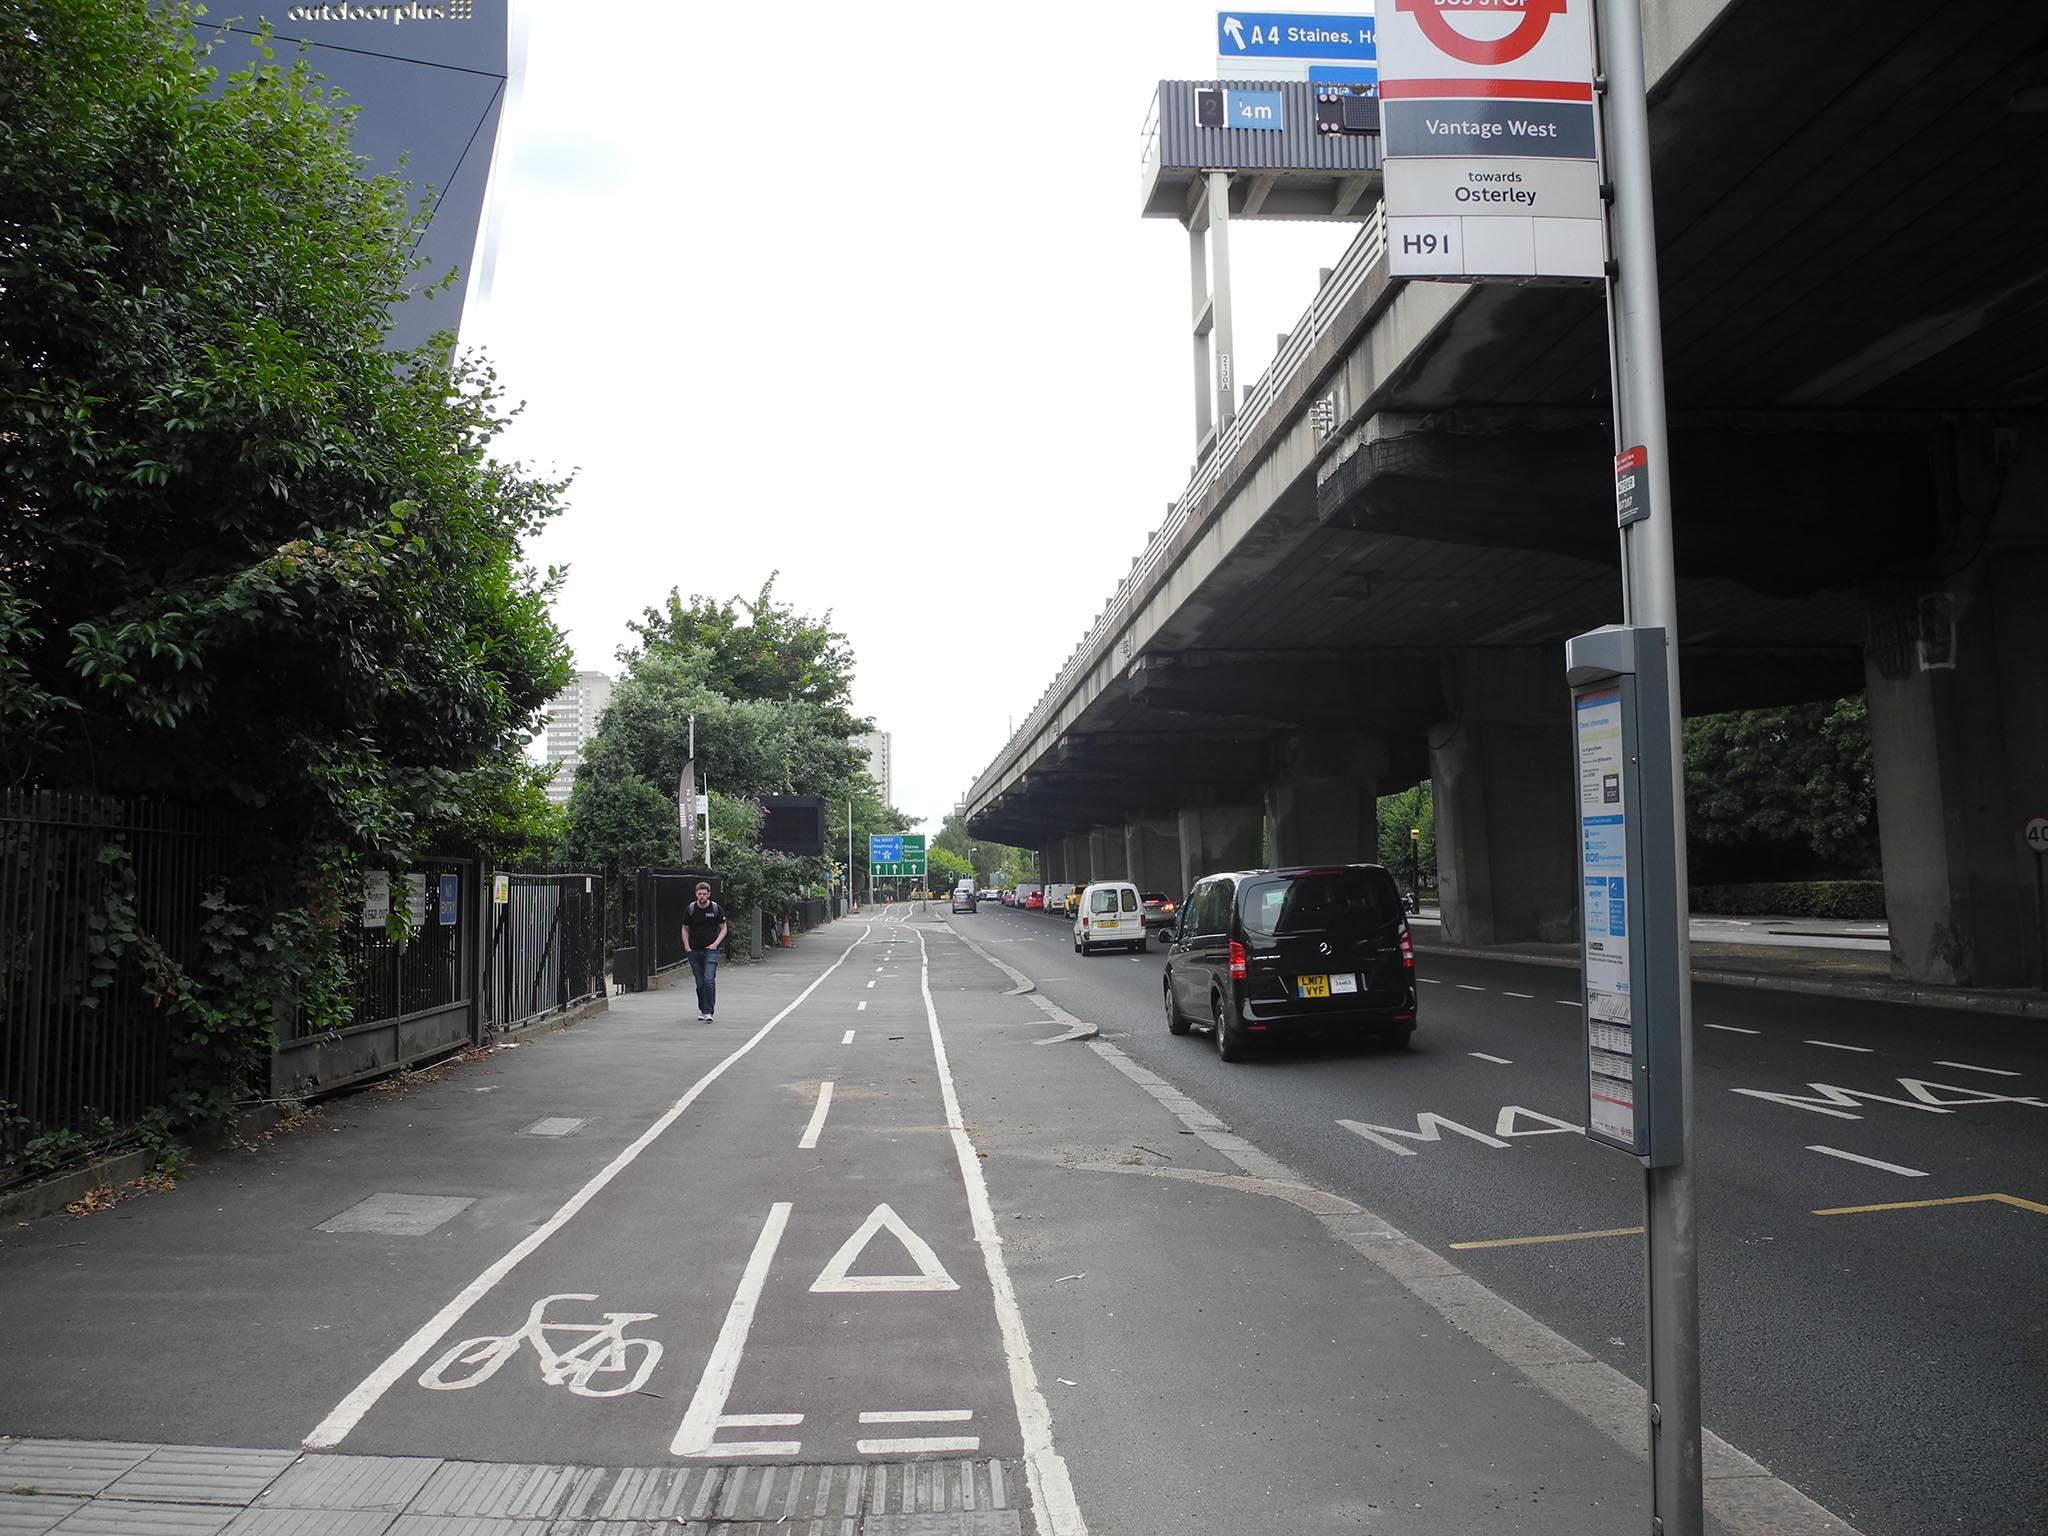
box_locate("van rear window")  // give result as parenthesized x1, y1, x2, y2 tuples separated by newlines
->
(1240, 870, 1401, 940)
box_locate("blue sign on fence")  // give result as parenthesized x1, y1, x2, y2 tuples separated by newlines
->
(869, 834, 902, 862)
(1309, 64, 1379, 88)
(438, 872, 459, 925)
(1217, 11, 1375, 61)
(1227, 89, 1286, 129)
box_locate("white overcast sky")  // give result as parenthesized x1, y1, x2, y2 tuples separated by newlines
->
(467, 2, 1365, 834)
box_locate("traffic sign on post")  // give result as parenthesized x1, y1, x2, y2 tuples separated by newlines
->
(1379, 0, 1605, 280)
(869, 833, 925, 881)
(1217, 9, 1377, 84)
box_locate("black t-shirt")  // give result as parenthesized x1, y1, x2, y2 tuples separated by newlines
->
(683, 899, 727, 950)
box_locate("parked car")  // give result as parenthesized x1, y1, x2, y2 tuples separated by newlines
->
(1074, 881, 1145, 955)
(1140, 891, 1179, 944)
(1163, 864, 1416, 1062)
(1023, 890, 1045, 911)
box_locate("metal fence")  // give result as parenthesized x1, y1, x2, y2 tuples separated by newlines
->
(482, 870, 606, 1035)
(0, 791, 232, 1154)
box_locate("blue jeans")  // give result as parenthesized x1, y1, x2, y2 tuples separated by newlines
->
(687, 948, 719, 1016)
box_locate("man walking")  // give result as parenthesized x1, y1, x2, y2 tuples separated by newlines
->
(681, 881, 728, 1022)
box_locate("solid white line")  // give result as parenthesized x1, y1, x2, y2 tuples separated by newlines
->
(673, 1202, 800, 1455)
(859, 1409, 974, 1423)
(1470, 1052, 1513, 1065)
(798, 1082, 835, 1150)
(1706, 1024, 1761, 1034)
(1807, 1145, 1928, 1178)
(1456, 984, 1486, 992)
(857, 1436, 981, 1455)
(1933, 1060, 2019, 1077)
(1806, 1040, 1873, 1053)
(842, 1030, 856, 1045)
(303, 925, 872, 1450)
(1503, 992, 1535, 1000)
(914, 926, 1086, 1536)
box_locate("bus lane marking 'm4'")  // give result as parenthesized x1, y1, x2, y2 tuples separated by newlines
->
(418, 1293, 662, 1397)
(1730, 1077, 2047, 1120)
(1339, 1104, 1582, 1156)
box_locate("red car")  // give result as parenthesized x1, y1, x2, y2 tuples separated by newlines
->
(1024, 890, 1045, 911)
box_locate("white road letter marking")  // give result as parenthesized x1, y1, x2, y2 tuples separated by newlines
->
(673, 1202, 801, 1457)
(809, 1203, 961, 1293)
(1495, 1106, 1583, 1137)
(1730, 1082, 1952, 1120)
(1338, 1114, 1510, 1156)
(1893, 1078, 2046, 1109)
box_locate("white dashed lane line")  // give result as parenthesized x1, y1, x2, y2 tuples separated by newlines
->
(1470, 1052, 1513, 1065)
(1456, 984, 1486, 992)
(1420, 978, 1441, 985)
(1806, 1039, 1874, 1053)
(1934, 1060, 2018, 1077)
(1706, 1024, 1761, 1034)
(1503, 991, 1534, 999)
(1557, 1000, 1583, 1008)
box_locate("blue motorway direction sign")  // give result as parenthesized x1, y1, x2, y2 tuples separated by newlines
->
(1218, 11, 1375, 61)
(869, 834, 902, 863)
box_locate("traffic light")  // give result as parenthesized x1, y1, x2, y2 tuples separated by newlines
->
(1315, 85, 1380, 137)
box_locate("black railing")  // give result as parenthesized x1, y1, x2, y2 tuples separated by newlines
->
(483, 870, 606, 1034)
(1, 791, 232, 1156)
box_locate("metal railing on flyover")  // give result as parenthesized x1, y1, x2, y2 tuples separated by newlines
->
(968, 207, 1389, 808)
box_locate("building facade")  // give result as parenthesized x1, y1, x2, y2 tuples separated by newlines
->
(856, 730, 893, 807)
(544, 672, 616, 804)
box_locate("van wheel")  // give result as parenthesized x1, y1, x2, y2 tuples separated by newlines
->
(1164, 979, 1190, 1036)
(1212, 993, 1247, 1063)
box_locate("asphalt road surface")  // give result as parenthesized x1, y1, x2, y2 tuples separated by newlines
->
(961, 900, 2048, 1536)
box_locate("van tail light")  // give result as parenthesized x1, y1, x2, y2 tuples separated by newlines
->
(1400, 928, 1415, 971)
(1080, 916, 1089, 928)
(1229, 940, 1247, 980)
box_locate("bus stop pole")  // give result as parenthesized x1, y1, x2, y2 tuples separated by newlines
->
(1596, 2, 1702, 1531)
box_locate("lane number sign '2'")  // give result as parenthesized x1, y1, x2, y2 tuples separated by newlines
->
(1394, 0, 1569, 65)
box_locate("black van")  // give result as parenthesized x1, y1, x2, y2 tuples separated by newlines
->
(1163, 864, 1417, 1061)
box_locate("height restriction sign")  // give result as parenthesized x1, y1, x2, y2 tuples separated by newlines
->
(1379, 0, 1605, 281)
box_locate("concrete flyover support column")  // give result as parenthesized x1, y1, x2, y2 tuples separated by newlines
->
(1088, 826, 1128, 881)
(1039, 844, 1063, 885)
(1177, 802, 1264, 895)
(1061, 834, 1092, 888)
(1124, 818, 1182, 894)
(1265, 733, 1388, 869)
(1865, 548, 2048, 986)
(1431, 647, 1577, 945)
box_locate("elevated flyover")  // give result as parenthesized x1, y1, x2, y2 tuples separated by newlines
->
(964, 0, 2048, 986)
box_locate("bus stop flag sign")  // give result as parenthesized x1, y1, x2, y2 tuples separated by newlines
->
(1379, 0, 1605, 280)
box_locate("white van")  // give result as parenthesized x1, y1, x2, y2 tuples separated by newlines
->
(1074, 880, 1144, 955)
(1040, 882, 1072, 916)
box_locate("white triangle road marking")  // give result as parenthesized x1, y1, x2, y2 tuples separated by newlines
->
(809, 1202, 960, 1293)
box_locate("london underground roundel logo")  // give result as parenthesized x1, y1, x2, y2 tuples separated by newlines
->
(1395, 0, 1570, 67)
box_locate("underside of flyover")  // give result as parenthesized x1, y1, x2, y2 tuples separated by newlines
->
(970, 0, 2048, 987)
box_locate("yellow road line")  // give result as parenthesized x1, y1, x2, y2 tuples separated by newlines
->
(1812, 1192, 2048, 1218)
(1450, 1225, 1645, 1251)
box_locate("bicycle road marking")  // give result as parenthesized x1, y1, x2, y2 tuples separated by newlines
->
(418, 1293, 662, 1398)
(303, 925, 874, 1450)
(798, 1082, 835, 1150)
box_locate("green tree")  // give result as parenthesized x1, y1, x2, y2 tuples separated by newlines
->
(1376, 781, 1434, 892)
(0, 0, 570, 857)
(931, 812, 1037, 885)
(1684, 696, 1876, 880)
(625, 576, 857, 712)
(927, 846, 975, 887)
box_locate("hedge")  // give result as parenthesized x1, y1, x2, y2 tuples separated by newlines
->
(1688, 881, 1886, 920)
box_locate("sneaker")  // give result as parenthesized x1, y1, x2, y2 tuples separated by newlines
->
(698, 1012, 711, 1021)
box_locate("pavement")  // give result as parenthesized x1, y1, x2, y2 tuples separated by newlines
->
(0, 904, 1965, 1536)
